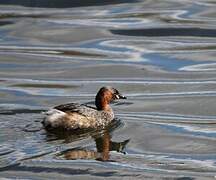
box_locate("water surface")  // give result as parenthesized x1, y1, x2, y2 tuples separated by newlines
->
(0, 0, 216, 179)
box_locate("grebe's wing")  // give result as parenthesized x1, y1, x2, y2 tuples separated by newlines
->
(54, 103, 96, 114)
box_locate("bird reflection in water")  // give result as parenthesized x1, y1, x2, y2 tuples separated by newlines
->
(47, 119, 130, 161)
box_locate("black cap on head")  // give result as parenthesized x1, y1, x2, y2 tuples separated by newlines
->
(95, 86, 126, 110)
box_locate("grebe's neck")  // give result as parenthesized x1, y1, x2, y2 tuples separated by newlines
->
(95, 94, 112, 112)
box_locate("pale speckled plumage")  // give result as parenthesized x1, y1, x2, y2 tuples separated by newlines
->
(42, 86, 126, 130)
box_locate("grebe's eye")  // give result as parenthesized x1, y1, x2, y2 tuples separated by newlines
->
(115, 94, 120, 99)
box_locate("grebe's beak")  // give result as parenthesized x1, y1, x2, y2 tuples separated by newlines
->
(115, 94, 127, 99)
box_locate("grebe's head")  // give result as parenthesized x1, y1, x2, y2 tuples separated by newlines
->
(95, 86, 126, 110)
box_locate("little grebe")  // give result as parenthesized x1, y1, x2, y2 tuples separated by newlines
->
(42, 86, 126, 130)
